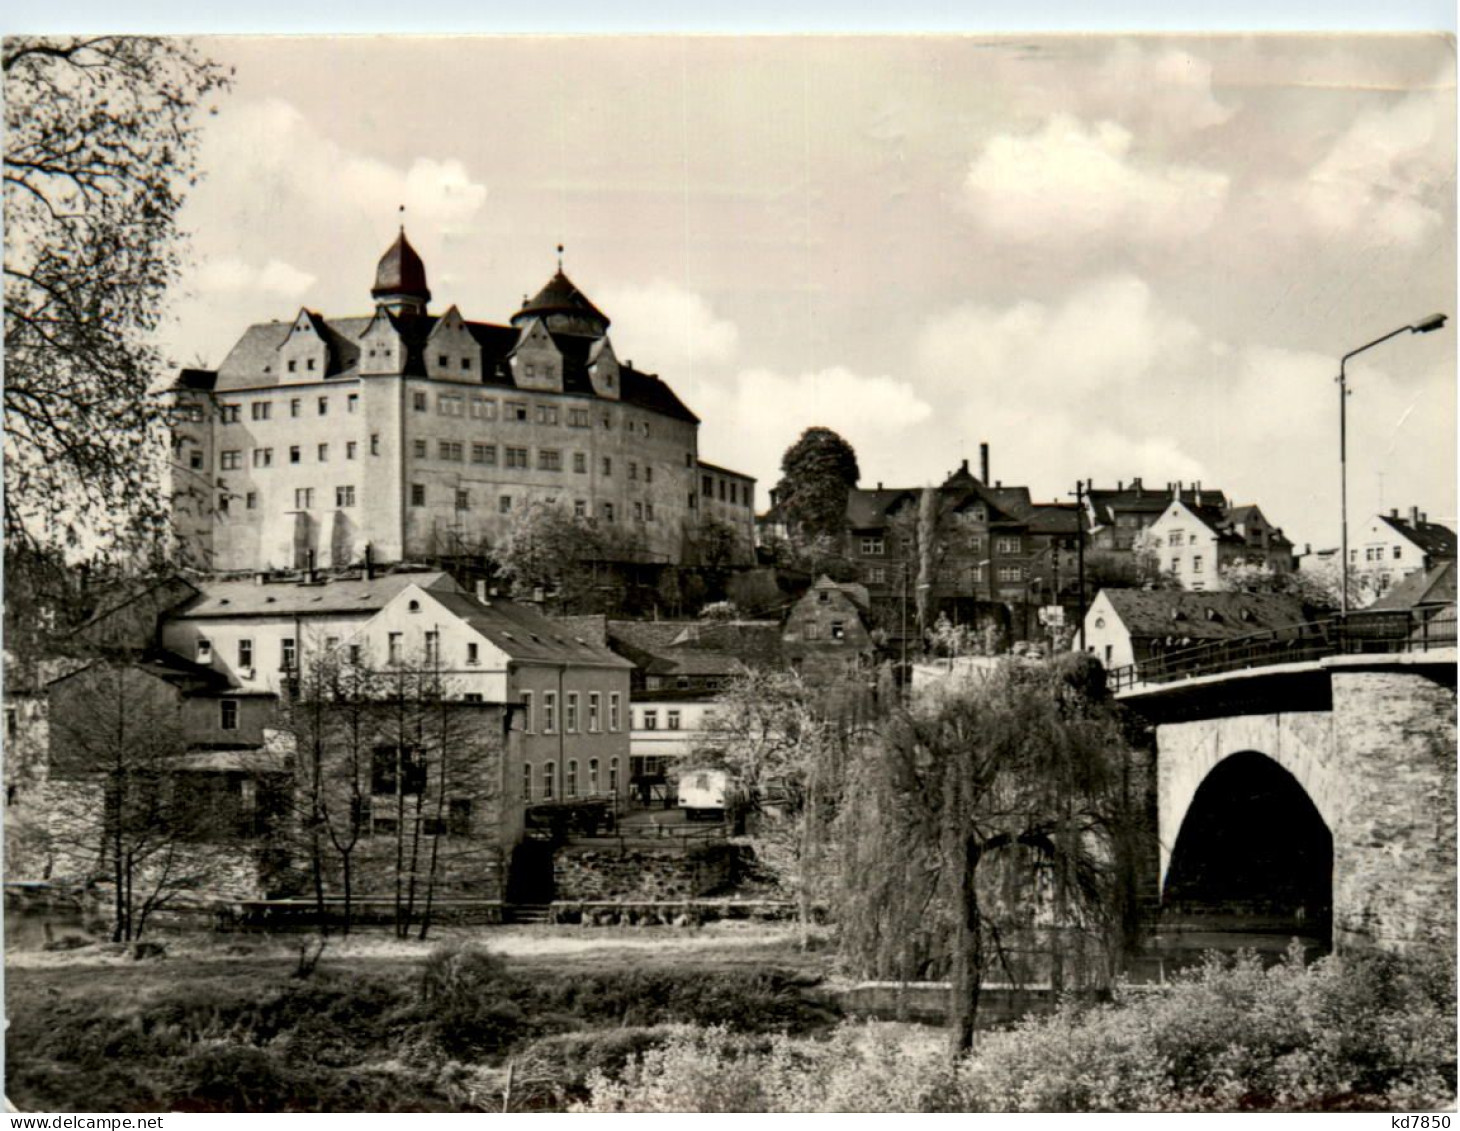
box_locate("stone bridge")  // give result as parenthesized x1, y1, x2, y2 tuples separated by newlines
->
(1116, 650, 1456, 954)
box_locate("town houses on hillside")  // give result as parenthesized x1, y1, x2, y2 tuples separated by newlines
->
(1350, 506, 1458, 598)
(164, 231, 756, 575)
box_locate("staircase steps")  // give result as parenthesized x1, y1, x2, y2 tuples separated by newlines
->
(507, 903, 553, 925)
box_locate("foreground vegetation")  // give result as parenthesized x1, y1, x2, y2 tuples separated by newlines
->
(8, 935, 1453, 1113)
(582, 946, 1456, 1112)
(6, 937, 839, 1112)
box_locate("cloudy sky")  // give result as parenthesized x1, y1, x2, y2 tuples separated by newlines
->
(161, 35, 1456, 549)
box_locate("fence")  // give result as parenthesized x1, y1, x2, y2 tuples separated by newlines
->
(1107, 604, 1456, 692)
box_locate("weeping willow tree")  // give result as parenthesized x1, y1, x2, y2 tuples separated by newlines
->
(837, 652, 1146, 1054)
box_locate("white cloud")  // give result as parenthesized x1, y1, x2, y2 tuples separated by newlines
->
(695, 365, 934, 487)
(1296, 94, 1446, 246)
(1089, 43, 1235, 135)
(596, 280, 741, 371)
(194, 256, 316, 300)
(916, 274, 1204, 400)
(960, 113, 1229, 244)
(203, 99, 487, 231)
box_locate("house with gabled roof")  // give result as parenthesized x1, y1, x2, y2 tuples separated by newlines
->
(1145, 495, 1296, 591)
(1081, 588, 1307, 671)
(1352, 507, 1458, 601)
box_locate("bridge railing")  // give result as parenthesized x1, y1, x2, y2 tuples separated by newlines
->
(1107, 603, 1456, 692)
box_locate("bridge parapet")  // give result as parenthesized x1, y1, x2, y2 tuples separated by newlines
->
(1109, 604, 1455, 694)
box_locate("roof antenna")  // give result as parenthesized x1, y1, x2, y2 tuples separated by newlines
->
(557, 243, 564, 272)
(398, 203, 405, 234)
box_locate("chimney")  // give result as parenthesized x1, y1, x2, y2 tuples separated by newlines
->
(980, 442, 990, 485)
(996, 480, 1002, 488)
(960, 458, 970, 476)
(1117, 480, 1123, 491)
(476, 579, 489, 605)
(877, 481, 883, 489)
(1133, 477, 1142, 497)
(1391, 507, 1399, 519)
(307, 549, 317, 583)
(364, 544, 375, 581)
(1410, 505, 1421, 526)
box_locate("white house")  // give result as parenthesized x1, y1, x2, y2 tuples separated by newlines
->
(1351, 507, 1457, 600)
(1146, 498, 1295, 591)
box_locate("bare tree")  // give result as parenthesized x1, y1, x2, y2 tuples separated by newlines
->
(4, 37, 229, 554)
(48, 660, 242, 940)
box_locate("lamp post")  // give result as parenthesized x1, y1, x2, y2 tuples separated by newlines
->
(1337, 314, 1447, 614)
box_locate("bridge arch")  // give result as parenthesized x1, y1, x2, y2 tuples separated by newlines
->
(1163, 750, 1333, 940)
(1157, 712, 1339, 890)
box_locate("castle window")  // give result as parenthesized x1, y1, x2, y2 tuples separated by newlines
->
(461, 357, 472, 371)
(602, 457, 612, 476)
(645, 467, 653, 484)
(412, 391, 427, 412)
(252, 402, 271, 421)
(288, 360, 297, 373)
(246, 492, 257, 510)
(536, 405, 559, 425)
(568, 408, 590, 428)
(455, 489, 470, 511)
(337, 486, 356, 508)
(307, 358, 317, 372)
(221, 450, 242, 470)
(294, 487, 313, 509)
(290, 398, 301, 417)
(634, 502, 643, 522)
(411, 484, 425, 507)
(505, 447, 529, 469)
(507, 401, 528, 422)
(318, 443, 329, 462)
(221, 405, 241, 424)
(371, 434, 380, 456)
(629, 462, 638, 481)
(348, 394, 359, 413)
(603, 502, 615, 522)
(645, 503, 654, 520)
(539, 449, 562, 471)
(574, 499, 587, 518)
(346, 441, 357, 459)
(414, 439, 427, 458)
(500, 495, 512, 513)
(439, 354, 449, 367)
(252, 448, 273, 468)
(220, 700, 239, 731)
(573, 452, 587, 474)
(289, 446, 301, 464)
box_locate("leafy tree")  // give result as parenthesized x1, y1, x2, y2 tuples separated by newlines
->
(772, 427, 860, 545)
(1219, 559, 1364, 612)
(4, 36, 230, 554)
(837, 654, 1142, 1053)
(491, 500, 645, 613)
(694, 668, 861, 944)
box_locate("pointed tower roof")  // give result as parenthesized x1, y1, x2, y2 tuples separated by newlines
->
(511, 268, 610, 335)
(372, 228, 431, 306)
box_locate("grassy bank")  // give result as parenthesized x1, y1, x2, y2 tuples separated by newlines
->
(6, 926, 839, 1112)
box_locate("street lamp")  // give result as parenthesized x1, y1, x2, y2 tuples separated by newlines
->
(1337, 314, 1447, 614)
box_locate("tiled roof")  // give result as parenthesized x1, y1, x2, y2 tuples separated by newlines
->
(172, 570, 457, 619)
(847, 488, 917, 529)
(207, 312, 700, 424)
(1096, 589, 1306, 641)
(372, 229, 430, 302)
(431, 592, 633, 669)
(1378, 514, 1458, 560)
(1368, 561, 1457, 610)
(697, 460, 755, 482)
(1025, 503, 1081, 534)
(1087, 486, 1229, 525)
(513, 269, 609, 329)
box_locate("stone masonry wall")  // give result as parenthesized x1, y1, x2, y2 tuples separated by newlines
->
(553, 843, 742, 901)
(1329, 668, 1456, 954)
